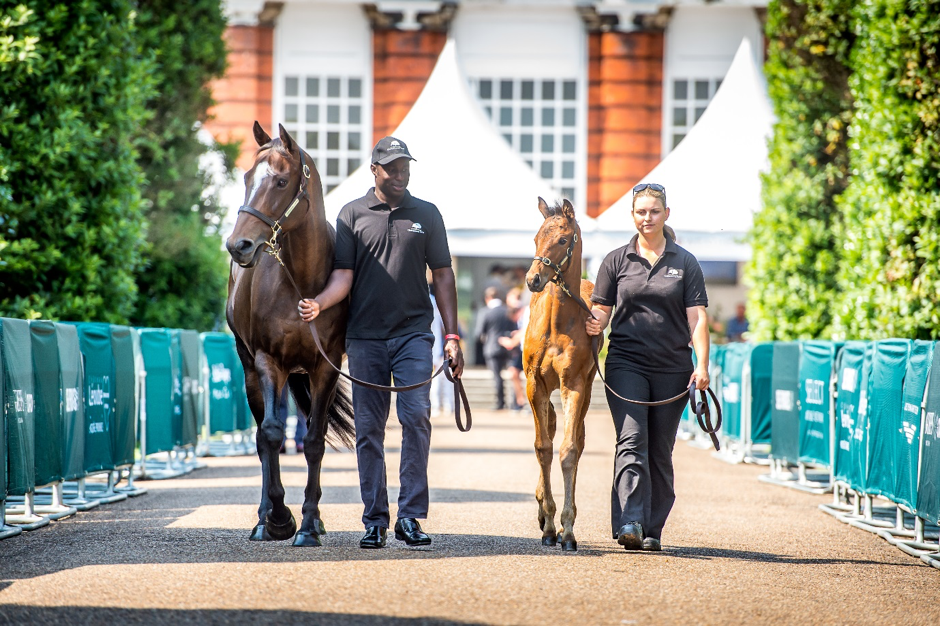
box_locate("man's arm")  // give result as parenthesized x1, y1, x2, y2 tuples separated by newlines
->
(431, 266, 464, 378)
(298, 269, 354, 321)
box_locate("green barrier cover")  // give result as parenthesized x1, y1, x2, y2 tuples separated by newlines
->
(701, 344, 726, 425)
(202, 333, 237, 434)
(30, 321, 63, 487)
(846, 343, 874, 492)
(168, 331, 184, 446)
(720, 343, 749, 441)
(232, 350, 252, 431)
(2, 318, 35, 496)
(865, 339, 912, 500)
(749, 343, 774, 444)
(0, 327, 4, 499)
(799, 341, 836, 467)
(833, 343, 866, 484)
(917, 345, 940, 524)
(55, 324, 85, 481)
(176, 330, 200, 447)
(76, 323, 116, 473)
(138, 329, 175, 455)
(894, 340, 933, 511)
(771, 342, 801, 464)
(111, 326, 138, 467)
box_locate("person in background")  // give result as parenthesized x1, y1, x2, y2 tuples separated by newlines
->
(725, 303, 749, 342)
(476, 286, 516, 410)
(276, 387, 307, 454)
(499, 287, 529, 412)
(429, 282, 454, 417)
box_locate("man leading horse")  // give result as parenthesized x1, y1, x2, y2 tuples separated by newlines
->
(299, 136, 464, 549)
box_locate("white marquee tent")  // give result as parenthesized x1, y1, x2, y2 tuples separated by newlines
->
(324, 39, 567, 258)
(583, 38, 774, 264)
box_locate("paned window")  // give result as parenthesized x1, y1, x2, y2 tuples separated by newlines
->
(669, 78, 722, 150)
(281, 75, 366, 193)
(470, 77, 580, 201)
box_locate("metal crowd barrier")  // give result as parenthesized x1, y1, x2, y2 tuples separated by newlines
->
(2, 318, 254, 540)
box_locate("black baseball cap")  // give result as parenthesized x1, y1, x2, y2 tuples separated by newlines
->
(371, 136, 416, 165)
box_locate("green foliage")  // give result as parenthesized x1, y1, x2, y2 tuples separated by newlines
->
(130, 0, 236, 331)
(0, 1, 153, 322)
(832, 0, 940, 339)
(746, 0, 855, 340)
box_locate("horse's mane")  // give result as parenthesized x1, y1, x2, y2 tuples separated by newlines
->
(255, 140, 291, 161)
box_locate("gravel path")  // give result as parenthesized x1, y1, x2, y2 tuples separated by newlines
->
(0, 408, 937, 625)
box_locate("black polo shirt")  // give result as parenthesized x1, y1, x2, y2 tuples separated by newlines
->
(591, 234, 708, 373)
(335, 188, 451, 339)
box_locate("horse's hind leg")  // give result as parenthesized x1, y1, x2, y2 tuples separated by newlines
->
(290, 371, 335, 547)
(558, 383, 590, 552)
(529, 377, 558, 546)
(250, 353, 296, 541)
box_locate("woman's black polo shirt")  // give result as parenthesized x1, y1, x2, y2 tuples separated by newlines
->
(335, 188, 451, 340)
(591, 234, 708, 373)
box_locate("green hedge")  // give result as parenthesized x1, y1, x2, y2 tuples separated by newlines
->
(0, 2, 153, 323)
(832, 0, 940, 339)
(746, 0, 854, 340)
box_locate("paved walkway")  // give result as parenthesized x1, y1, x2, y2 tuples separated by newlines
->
(1, 408, 938, 625)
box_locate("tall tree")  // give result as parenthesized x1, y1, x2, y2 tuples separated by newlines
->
(130, 0, 237, 331)
(745, 0, 854, 340)
(0, 2, 153, 323)
(832, 0, 940, 339)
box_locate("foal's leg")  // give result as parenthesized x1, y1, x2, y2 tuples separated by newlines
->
(250, 353, 296, 541)
(557, 377, 591, 552)
(529, 375, 558, 545)
(291, 369, 337, 547)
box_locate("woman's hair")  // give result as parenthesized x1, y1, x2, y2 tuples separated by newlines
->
(631, 187, 676, 241)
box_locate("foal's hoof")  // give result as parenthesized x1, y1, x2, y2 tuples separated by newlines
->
(561, 539, 578, 552)
(262, 513, 297, 541)
(249, 524, 269, 541)
(541, 534, 558, 547)
(291, 531, 323, 547)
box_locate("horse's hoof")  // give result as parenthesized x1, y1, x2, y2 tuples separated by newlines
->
(561, 539, 578, 552)
(249, 524, 268, 541)
(263, 513, 297, 541)
(316, 519, 327, 535)
(291, 531, 322, 547)
(542, 535, 557, 547)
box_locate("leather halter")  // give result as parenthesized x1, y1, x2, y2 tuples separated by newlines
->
(237, 149, 312, 267)
(537, 229, 723, 451)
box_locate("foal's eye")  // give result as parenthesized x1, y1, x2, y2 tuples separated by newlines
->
(559, 238, 567, 245)
(276, 178, 288, 188)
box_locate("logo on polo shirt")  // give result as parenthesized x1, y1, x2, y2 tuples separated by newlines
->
(408, 222, 425, 234)
(665, 267, 682, 279)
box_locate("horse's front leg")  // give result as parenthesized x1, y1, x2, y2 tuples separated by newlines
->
(290, 370, 338, 547)
(557, 379, 590, 552)
(528, 375, 558, 546)
(250, 353, 296, 541)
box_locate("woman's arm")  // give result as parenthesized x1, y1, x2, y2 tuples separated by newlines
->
(585, 304, 613, 336)
(687, 305, 710, 390)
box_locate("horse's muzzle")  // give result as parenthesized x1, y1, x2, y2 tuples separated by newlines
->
(226, 237, 262, 268)
(526, 271, 547, 293)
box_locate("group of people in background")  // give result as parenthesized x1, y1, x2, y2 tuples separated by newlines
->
(475, 268, 531, 412)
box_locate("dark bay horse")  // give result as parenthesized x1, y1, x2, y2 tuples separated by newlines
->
(524, 198, 601, 552)
(225, 122, 354, 547)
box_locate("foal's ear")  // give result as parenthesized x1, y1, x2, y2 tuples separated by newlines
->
(561, 198, 576, 220)
(278, 124, 296, 153)
(537, 197, 552, 219)
(253, 121, 271, 147)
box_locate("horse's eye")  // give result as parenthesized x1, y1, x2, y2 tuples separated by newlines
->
(559, 238, 567, 245)
(276, 178, 288, 188)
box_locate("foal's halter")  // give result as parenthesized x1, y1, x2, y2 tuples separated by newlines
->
(540, 236, 723, 451)
(235, 149, 472, 432)
(237, 150, 313, 267)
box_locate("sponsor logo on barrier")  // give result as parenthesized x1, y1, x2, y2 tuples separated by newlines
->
(805, 379, 826, 405)
(854, 427, 864, 442)
(775, 389, 794, 411)
(840, 440, 851, 451)
(723, 382, 740, 403)
(89, 421, 105, 434)
(904, 402, 919, 415)
(66, 388, 79, 412)
(901, 421, 917, 445)
(805, 410, 825, 424)
(842, 368, 858, 392)
(926, 412, 936, 437)
(211, 364, 231, 384)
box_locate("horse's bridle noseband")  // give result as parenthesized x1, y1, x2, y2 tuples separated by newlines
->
(533, 232, 579, 299)
(237, 150, 312, 267)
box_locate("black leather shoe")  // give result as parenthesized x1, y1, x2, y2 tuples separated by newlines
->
(617, 522, 643, 551)
(359, 526, 387, 549)
(642, 537, 662, 552)
(394, 518, 431, 546)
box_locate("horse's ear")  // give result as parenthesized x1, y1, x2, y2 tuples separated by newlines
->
(561, 198, 576, 220)
(537, 197, 552, 219)
(278, 124, 296, 153)
(253, 121, 271, 147)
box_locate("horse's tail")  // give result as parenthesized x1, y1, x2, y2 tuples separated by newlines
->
(287, 373, 356, 450)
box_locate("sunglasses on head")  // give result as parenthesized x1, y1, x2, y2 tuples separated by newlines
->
(633, 183, 666, 196)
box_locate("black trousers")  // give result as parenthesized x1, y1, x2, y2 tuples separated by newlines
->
(484, 351, 510, 409)
(605, 364, 691, 540)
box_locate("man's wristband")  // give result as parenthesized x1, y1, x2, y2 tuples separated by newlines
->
(444, 334, 460, 342)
